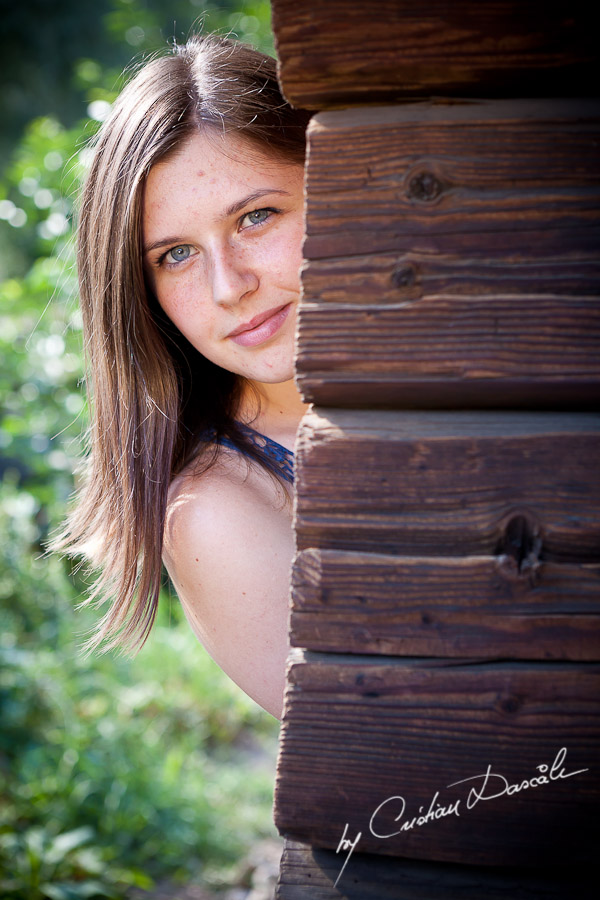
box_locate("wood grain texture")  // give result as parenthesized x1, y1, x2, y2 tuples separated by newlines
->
(295, 409, 600, 559)
(271, 0, 598, 108)
(296, 298, 600, 409)
(274, 653, 600, 866)
(304, 102, 600, 261)
(291, 550, 600, 660)
(302, 250, 600, 305)
(297, 102, 600, 407)
(277, 840, 598, 900)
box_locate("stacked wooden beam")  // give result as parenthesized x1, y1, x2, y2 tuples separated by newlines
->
(271, 2, 600, 896)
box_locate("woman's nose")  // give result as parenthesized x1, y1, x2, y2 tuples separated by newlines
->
(210, 246, 259, 307)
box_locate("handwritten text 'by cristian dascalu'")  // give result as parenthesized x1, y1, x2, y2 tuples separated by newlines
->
(333, 747, 588, 888)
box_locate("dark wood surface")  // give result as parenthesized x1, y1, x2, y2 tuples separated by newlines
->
(277, 840, 598, 899)
(291, 549, 600, 660)
(295, 409, 600, 558)
(270, 2, 600, 888)
(274, 653, 600, 866)
(302, 249, 600, 304)
(297, 101, 600, 408)
(304, 102, 600, 260)
(271, 0, 598, 108)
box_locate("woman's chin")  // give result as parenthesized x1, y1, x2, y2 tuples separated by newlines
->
(235, 353, 296, 386)
(246, 368, 296, 387)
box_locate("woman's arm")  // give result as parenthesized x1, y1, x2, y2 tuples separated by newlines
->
(162, 459, 294, 719)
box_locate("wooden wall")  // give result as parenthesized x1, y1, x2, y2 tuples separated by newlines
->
(271, 1, 600, 896)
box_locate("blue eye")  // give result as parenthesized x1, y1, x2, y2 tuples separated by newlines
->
(242, 208, 274, 228)
(166, 245, 192, 264)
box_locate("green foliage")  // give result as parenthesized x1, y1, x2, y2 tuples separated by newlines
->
(0, 501, 278, 894)
(0, 3, 279, 896)
(0, 0, 274, 168)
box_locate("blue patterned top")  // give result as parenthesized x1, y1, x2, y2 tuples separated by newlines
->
(216, 423, 294, 484)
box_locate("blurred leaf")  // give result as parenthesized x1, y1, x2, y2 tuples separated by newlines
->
(46, 826, 95, 865)
(41, 882, 118, 900)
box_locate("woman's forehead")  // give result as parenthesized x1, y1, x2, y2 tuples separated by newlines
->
(151, 129, 298, 183)
(141, 130, 303, 245)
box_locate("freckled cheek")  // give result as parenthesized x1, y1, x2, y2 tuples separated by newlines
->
(157, 281, 216, 341)
(267, 228, 304, 287)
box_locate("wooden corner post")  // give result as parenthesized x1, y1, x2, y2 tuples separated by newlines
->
(271, 2, 600, 896)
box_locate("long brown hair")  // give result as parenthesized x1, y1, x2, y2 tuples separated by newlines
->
(55, 35, 310, 652)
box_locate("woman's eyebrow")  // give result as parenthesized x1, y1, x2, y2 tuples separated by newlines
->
(143, 189, 292, 256)
(143, 235, 185, 256)
(223, 188, 291, 218)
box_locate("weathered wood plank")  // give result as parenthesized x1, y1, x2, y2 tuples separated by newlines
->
(295, 375, 600, 410)
(296, 298, 600, 408)
(302, 250, 600, 305)
(304, 102, 600, 261)
(291, 549, 600, 660)
(295, 409, 600, 559)
(277, 839, 598, 899)
(297, 102, 600, 407)
(271, 0, 599, 108)
(274, 653, 600, 866)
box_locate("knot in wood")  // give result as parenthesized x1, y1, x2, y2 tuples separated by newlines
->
(497, 694, 521, 715)
(496, 511, 542, 580)
(391, 264, 416, 290)
(407, 170, 443, 202)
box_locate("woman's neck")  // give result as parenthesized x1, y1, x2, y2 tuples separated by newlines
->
(238, 377, 309, 448)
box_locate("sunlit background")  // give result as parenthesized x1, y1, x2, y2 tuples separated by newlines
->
(0, 2, 281, 897)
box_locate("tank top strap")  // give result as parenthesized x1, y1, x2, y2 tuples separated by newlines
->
(217, 423, 295, 484)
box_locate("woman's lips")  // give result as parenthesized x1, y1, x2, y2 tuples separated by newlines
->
(227, 303, 292, 347)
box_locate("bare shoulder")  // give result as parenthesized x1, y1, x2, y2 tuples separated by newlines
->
(162, 448, 293, 719)
(164, 449, 290, 562)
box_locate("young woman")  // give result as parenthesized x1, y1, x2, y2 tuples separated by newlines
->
(59, 35, 312, 719)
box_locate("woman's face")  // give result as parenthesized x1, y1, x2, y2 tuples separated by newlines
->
(142, 131, 304, 386)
